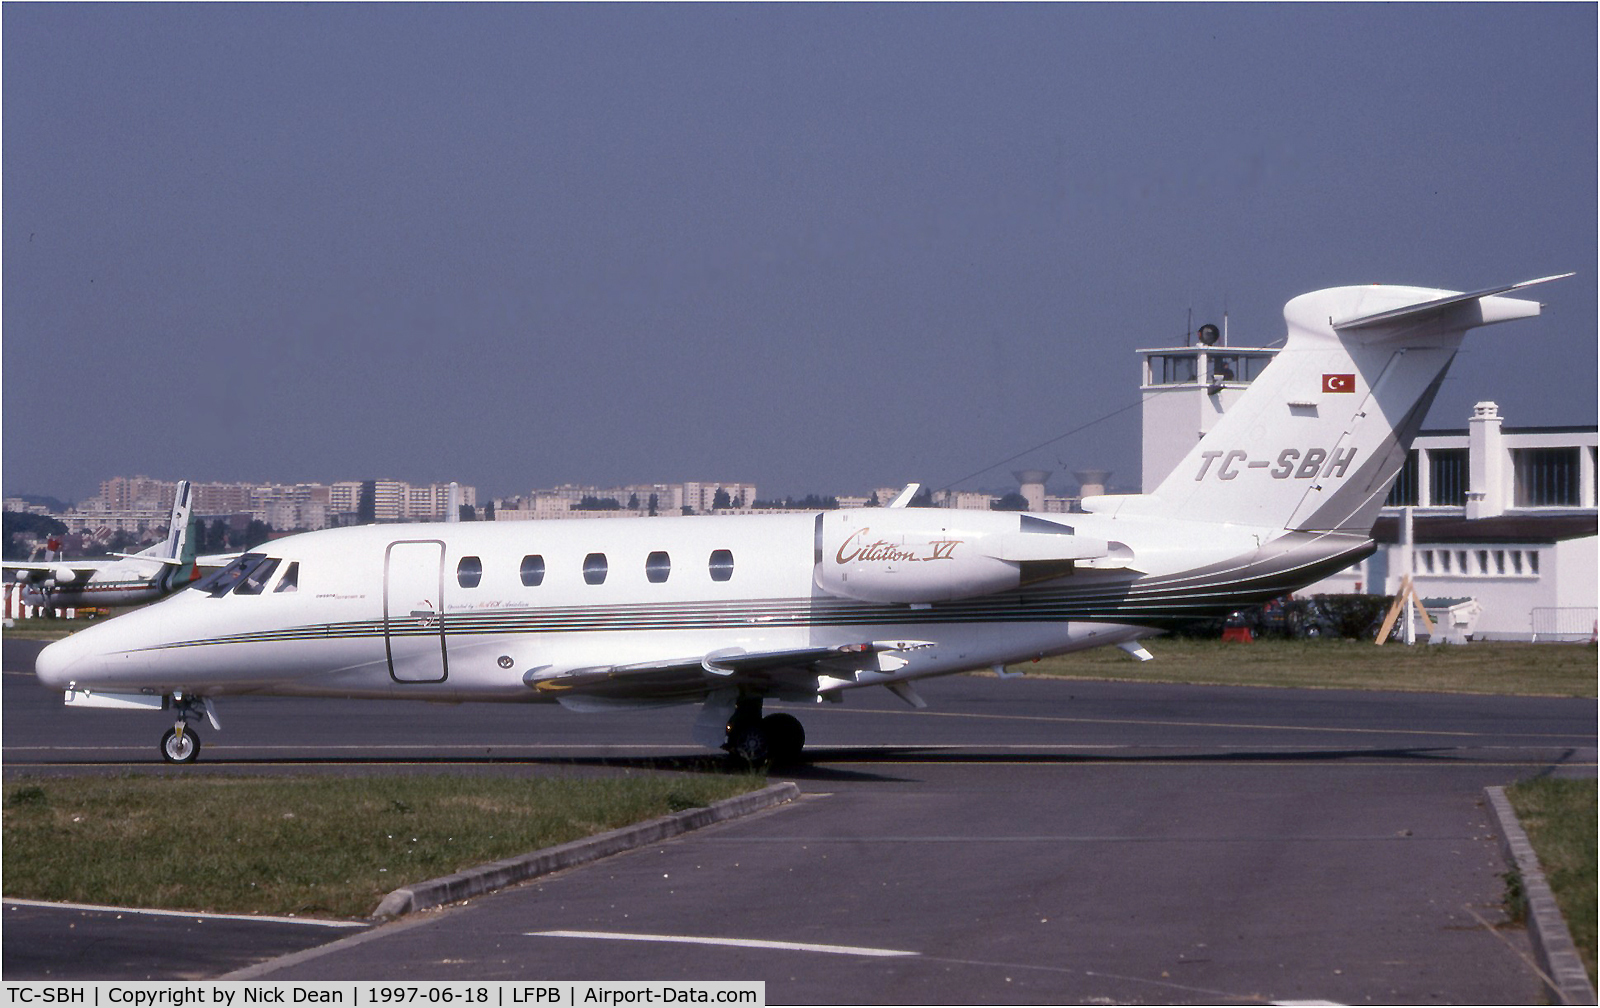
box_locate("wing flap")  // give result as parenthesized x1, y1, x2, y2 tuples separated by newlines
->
(529, 640, 933, 702)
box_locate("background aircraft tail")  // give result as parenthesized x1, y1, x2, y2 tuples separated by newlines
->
(128, 481, 199, 588)
(1085, 277, 1567, 535)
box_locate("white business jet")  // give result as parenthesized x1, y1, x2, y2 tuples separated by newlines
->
(35, 277, 1568, 763)
(7, 482, 200, 611)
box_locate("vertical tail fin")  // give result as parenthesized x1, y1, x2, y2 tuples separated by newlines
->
(158, 481, 194, 559)
(1091, 277, 1567, 534)
(137, 482, 199, 589)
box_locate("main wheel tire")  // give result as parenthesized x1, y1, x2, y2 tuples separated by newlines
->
(160, 727, 200, 764)
(726, 721, 770, 767)
(761, 713, 805, 764)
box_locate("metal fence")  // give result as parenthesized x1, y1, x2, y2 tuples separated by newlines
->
(1529, 607, 1598, 642)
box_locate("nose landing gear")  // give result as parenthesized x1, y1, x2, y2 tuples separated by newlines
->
(159, 694, 216, 764)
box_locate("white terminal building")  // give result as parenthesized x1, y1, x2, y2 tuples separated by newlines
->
(1139, 331, 1597, 640)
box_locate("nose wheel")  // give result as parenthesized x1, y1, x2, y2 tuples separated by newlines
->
(160, 725, 200, 764)
(158, 694, 213, 764)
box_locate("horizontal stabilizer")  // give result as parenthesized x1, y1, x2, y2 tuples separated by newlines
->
(112, 554, 185, 566)
(1333, 273, 1569, 330)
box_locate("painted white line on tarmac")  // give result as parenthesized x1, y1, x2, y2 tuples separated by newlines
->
(528, 929, 917, 958)
(3, 897, 366, 928)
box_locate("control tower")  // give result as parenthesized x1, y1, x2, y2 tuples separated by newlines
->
(1139, 323, 1279, 492)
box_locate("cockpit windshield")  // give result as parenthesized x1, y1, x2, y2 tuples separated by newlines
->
(192, 554, 282, 597)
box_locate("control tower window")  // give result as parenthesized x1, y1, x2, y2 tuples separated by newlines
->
(1150, 354, 1198, 385)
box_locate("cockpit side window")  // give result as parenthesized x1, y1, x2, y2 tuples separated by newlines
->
(193, 554, 269, 597)
(232, 558, 281, 596)
(273, 562, 300, 593)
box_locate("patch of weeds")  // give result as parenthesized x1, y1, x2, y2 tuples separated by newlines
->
(6, 785, 48, 808)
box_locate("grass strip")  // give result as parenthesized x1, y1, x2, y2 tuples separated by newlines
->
(1007, 639, 1597, 697)
(3, 773, 762, 919)
(1506, 777, 1597, 983)
(3, 617, 96, 640)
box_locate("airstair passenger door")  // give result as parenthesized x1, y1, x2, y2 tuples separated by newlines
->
(384, 540, 448, 683)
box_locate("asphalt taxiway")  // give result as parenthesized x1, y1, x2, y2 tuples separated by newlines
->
(4, 637, 1595, 1002)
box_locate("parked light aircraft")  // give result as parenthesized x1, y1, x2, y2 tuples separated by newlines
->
(7, 482, 200, 611)
(35, 277, 1569, 763)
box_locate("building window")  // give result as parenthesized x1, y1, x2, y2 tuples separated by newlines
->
(584, 553, 608, 585)
(1387, 451, 1419, 506)
(1206, 354, 1271, 384)
(1514, 447, 1582, 506)
(1428, 449, 1468, 507)
(645, 551, 671, 583)
(520, 555, 545, 587)
(457, 556, 482, 589)
(708, 549, 735, 582)
(1148, 354, 1198, 385)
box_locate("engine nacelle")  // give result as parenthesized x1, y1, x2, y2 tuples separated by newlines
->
(47, 567, 79, 585)
(814, 509, 1112, 604)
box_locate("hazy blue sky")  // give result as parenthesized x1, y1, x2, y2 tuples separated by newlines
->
(5, 3, 1595, 504)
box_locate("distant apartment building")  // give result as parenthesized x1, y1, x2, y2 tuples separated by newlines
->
(55, 476, 476, 531)
(494, 482, 757, 520)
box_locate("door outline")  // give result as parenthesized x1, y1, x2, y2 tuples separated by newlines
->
(384, 540, 448, 683)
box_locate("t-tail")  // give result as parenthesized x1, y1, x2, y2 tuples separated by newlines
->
(1085, 276, 1571, 535)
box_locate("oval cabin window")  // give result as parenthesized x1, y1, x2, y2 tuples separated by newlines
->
(646, 551, 671, 583)
(520, 554, 545, 587)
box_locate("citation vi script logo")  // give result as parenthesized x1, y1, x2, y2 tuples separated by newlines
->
(1195, 447, 1359, 481)
(836, 528, 962, 564)
(1322, 373, 1356, 393)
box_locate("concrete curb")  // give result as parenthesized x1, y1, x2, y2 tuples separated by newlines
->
(1484, 785, 1597, 1006)
(371, 781, 801, 919)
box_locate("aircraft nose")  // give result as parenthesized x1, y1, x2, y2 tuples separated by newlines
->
(35, 632, 91, 690)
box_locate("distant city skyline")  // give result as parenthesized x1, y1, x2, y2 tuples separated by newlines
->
(5, 5, 1594, 504)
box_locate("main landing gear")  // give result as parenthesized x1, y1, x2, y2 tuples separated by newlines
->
(724, 696, 805, 767)
(159, 694, 213, 764)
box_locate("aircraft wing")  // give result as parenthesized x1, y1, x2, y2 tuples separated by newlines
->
(531, 640, 934, 705)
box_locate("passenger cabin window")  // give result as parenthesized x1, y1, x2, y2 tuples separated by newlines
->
(457, 556, 483, 589)
(708, 549, 734, 582)
(274, 562, 299, 593)
(520, 554, 545, 587)
(646, 551, 671, 583)
(584, 553, 608, 585)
